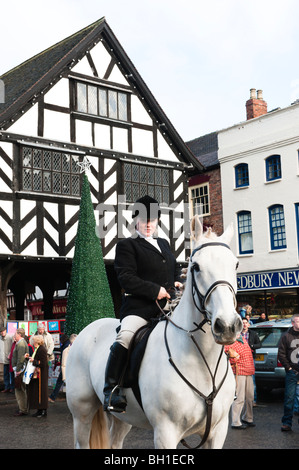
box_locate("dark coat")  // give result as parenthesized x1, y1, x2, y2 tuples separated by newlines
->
(115, 236, 181, 321)
(247, 329, 262, 358)
(278, 327, 299, 372)
(27, 345, 49, 410)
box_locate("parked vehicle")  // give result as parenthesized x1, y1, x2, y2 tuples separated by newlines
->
(250, 319, 292, 391)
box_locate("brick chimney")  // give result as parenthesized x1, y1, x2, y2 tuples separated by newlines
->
(246, 88, 267, 120)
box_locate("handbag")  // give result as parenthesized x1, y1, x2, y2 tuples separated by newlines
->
(32, 367, 40, 379)
(23, 361, 36, 384)
(14, 374, 23, 389)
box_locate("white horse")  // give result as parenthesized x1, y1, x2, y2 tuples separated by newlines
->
(66, 216, 242, 449)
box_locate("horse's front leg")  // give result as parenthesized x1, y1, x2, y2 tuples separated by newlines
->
(153, 422, 181, 449)
(201, 416, 230, 449)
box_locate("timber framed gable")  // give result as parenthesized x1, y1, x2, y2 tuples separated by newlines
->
(0, 18, 203, 265)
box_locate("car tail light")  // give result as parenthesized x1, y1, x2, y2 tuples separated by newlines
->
(277, 358, 283, 367)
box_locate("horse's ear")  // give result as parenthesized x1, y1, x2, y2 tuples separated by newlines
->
(190, 215, 203, 242)
(221, 222, 234, 244)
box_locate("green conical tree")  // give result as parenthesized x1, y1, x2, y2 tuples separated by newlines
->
(65, 173, 114, 336)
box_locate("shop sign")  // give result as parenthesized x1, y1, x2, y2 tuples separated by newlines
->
(27, 299, 67, 317)
(237, 268, 299, 291)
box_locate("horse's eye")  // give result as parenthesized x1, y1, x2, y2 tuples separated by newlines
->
(236, 262, 239, 270)
(192, 262, 200, 272)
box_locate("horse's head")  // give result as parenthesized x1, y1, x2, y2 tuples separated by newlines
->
(189, 216, 242, 345)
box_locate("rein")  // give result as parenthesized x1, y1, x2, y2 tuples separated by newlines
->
(158, 241, 236, 448)
(163, 319, 230, 449)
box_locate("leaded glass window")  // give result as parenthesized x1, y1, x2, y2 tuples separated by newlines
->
(124, 163, 170, 204)
(21, 147, 81, 197)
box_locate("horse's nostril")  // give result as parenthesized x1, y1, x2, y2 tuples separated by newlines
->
(214, 318, 225, 334)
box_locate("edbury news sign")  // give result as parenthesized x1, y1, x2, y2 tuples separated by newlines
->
(237, 269, 299, 291)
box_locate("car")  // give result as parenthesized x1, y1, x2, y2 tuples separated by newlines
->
(249, 318, 292, 392)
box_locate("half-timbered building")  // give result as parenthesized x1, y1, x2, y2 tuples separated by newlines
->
(0, 18, 202, 324)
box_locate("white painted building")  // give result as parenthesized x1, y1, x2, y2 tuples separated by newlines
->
(218, 90, 299, 317)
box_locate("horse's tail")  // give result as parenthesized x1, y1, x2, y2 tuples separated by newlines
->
(89, 406, 111, 449)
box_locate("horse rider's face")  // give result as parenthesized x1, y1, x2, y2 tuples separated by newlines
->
(136, 218, 158, 238)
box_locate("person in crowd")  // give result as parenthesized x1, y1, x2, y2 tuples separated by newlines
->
(103, 195, 183, 413)
(25, 335, 34, 355)
(0, 326, 14, 393)
(225, 333, 256, 429)
(8, 336, 16, 393)
(239, 306, 246, 319)
(11, 328, 29, 416)
(294, 383, 299, 416)
(278, 313, 299, 431)
(241, 318, 261, 355)
(48, 334, 70, 403)
(241, 318, 262, 405)
(61, 334, 77, 382)
(256, 312, 267, 322)
(25, 335, 49, 418)
(30, 322, 54, 362)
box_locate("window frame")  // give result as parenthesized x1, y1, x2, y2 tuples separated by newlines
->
(123, 162, 170, 205)
(189, 183, 210, 217)
(235, 163, 249, 188)
(266, 155, 282, 182)
(295, 203, 299, 256)
(75, 81, 129, 123)
(21, 146, 82, 197)
(237, 210, 253, 255)
(268, 204, 287, 250)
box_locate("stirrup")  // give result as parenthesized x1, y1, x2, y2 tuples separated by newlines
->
(104, 385, 127, 413)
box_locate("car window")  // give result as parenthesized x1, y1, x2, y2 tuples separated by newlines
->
(253, 327, 287, 347)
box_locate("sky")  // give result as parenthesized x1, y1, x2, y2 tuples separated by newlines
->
(1, 0, 299, 142)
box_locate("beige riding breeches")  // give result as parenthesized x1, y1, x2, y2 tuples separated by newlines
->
(116, 315, 148, 349)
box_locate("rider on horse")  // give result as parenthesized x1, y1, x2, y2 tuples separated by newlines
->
(103, 195, 183, 413)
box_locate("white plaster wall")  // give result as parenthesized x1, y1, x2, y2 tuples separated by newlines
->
(44, 78, 69, 108)
(44, 109, 70, 142)
(218, 104, 299, 273)
(8, 104, 38, 136)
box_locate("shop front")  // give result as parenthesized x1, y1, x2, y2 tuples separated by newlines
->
(237, 267, 299, 319)
(26, 299, 67, 320)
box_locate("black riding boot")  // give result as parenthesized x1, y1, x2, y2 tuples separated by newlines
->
(103, 342, 128, 413)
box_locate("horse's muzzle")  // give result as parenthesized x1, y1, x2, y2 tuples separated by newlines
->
(212, 315, 243, 345)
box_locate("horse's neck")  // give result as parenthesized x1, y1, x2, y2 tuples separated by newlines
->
(168, 298, 223, 379)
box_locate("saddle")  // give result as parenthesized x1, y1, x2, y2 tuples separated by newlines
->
(118, 317, 164, 409)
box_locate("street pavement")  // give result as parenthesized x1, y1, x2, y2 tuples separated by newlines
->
(0, 385, 298, 450)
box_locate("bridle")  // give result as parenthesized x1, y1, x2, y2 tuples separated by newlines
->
(189, 242, 238, 328)
(158, 241, 238, 449)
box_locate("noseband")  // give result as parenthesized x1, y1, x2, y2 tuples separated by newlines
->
(190, 242, 237, 325)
